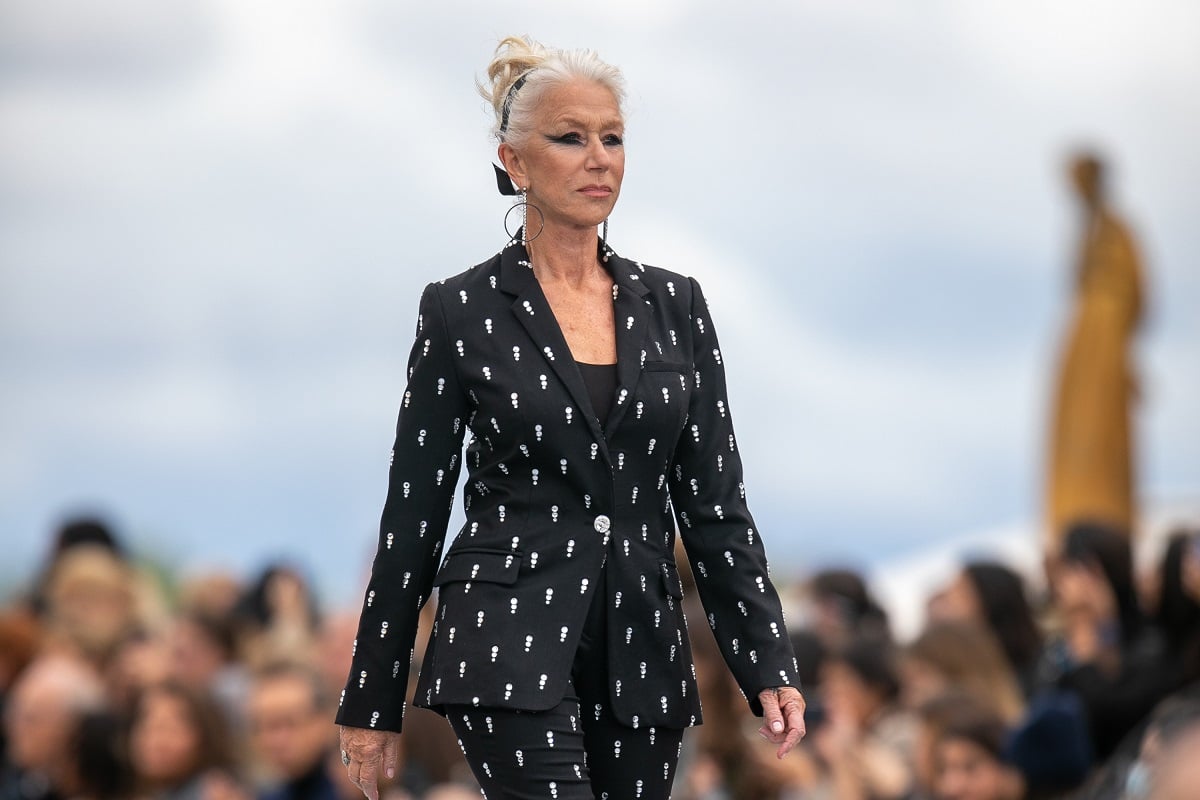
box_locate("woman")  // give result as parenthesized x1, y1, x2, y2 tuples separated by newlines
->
(127, 681, 245, 800)
(901, 621, 1025, 725)
(923, 698, 1023, 800)
(928, 562, 1043, 698)
(1046, 521, 1173, 760)
(814, 637, 914, 800)
(335, 35, 805, 800)
(1154, 529, 1200, 690)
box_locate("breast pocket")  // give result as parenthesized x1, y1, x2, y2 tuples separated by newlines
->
(635, 361, 691, 433)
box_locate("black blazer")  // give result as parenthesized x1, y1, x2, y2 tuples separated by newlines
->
(335, 239, 800, 733)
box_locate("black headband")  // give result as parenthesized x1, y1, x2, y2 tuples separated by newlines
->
(499, 71, 531, 134)
(493, 71, 533, 196)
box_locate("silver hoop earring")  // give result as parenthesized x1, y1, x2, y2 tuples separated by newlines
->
(503, 187, 544, 246)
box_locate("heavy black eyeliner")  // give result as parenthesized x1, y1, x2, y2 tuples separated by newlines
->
(543, 133, 584, 145)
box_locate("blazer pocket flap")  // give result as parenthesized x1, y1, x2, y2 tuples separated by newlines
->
(434, 548, 522, 586)
(660, 561, 684, 599)
(642, 360, 689, 373)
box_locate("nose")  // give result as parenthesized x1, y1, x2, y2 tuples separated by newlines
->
(585, 134, 611, 170)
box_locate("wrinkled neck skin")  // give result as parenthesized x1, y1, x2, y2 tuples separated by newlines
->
(526, 222, 606, 290)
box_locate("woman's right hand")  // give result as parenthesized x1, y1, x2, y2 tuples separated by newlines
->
(338, 724, 402, 800)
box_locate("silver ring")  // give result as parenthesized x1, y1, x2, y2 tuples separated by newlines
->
(341, 750, 351, 766)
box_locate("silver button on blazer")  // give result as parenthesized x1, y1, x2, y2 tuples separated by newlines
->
(335, 240, 800, 733)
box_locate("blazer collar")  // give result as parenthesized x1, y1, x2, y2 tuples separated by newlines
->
(497, 238, 652, 450)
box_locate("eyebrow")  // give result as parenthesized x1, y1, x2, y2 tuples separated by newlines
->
(549, 115, 624, 130)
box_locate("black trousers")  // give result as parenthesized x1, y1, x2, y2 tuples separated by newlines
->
(444, 566, 684, 799)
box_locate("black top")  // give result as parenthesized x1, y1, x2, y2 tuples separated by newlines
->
(576, 361, 618, 427)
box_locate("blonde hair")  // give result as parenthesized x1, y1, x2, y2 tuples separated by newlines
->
(905, 621, 1026, 724)
(479, 35, 626, 146)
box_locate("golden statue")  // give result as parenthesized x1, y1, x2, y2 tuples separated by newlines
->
(1047, 153, 1145, 550)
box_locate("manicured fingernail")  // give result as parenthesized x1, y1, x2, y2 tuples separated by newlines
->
(386, 768, 394, 779)
(772, 721, 783, 733)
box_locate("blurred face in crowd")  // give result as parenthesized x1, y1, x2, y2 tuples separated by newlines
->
(1052, 558, 1116, 622)
(130, 688, 203, 786)
(316, 613, 358, 701)
(169, 618, 227, 690)
(927, 572, 982, 626)
(1147, 727, 1200, 800)
(106, 635, 172, 709)
(933, 738, 1021, 800)
(250, 673, 331, 780)
(46, 546, 136, 659)
(821, 660, 883, 728)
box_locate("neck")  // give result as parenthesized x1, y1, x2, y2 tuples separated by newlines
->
(525, 221, 603, 289)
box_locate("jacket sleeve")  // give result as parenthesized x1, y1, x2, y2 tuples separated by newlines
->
(335, 282, 469, 733)
(669, 277, 801, 715)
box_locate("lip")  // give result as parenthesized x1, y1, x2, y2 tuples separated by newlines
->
(577, 185, 612, 197)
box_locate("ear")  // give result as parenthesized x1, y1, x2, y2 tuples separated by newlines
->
(498, 143, 529, 190)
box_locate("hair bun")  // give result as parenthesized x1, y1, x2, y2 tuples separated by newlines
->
(481, 35, 547, 118)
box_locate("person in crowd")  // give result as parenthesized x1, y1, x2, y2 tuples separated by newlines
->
(813, 637, 914, 800)
(234, 566, 321, 670)
(169, 613, 248, 731)
(105, 631, 174, 715)
(70, 711, 135, 800)
(807, 570, 891, 650)
(249, 662, 347, 800)
(126, 681, 246, 800)
(926, 698, 1023, 800)
(928, 561, 1043, 697)
(0, 611, 40, 766)
(0, 656, 107, 800)
(1154, 529, 1200, 691)
(25, 517, 127, 620)
(177, 574, 244, 624)
(901, 622, 1025, 724)
(38, 545, 140, 671)
(1003, 690, 1092, 798)
(335, 34, 805, 800)
(1046, 520, 1176, 760)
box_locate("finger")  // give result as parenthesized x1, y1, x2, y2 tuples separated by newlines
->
(358, 762, 381, 800)
(383, 736, 401, 780)
(759, 690, 784, 737)
(776, 696, 807, 759)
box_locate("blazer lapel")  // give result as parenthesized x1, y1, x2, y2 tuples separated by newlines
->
(499, 242, 611, 464)
(605, 253, 652, 434)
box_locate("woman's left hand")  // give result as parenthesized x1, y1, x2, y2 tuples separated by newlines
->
(757, 686, 807, 759)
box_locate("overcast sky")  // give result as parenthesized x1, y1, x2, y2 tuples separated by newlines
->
(2, 0, 1198, 604)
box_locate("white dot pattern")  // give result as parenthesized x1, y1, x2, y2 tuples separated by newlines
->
(334, 242, 800, 734)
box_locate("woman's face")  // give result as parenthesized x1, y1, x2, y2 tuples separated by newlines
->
(933, 738, 1020, 800)
(1052, 559, 1116, 621)
(821, 660, 881, 728)
(129, 690, 201, 785)
(928, 572, 983, 626)
(499, 79, 625, 233)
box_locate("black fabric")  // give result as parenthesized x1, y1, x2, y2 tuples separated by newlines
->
(575, 361, 617, 429)
(446, 565, 684, 800)
(335, 240, 801, 734)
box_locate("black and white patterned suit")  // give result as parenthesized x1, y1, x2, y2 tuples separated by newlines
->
(335, 237, 800, 763)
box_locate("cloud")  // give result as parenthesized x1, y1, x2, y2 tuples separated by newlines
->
(1, 0, 1197, 597)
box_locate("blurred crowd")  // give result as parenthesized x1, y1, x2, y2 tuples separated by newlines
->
(2, 516, 1199, 800)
